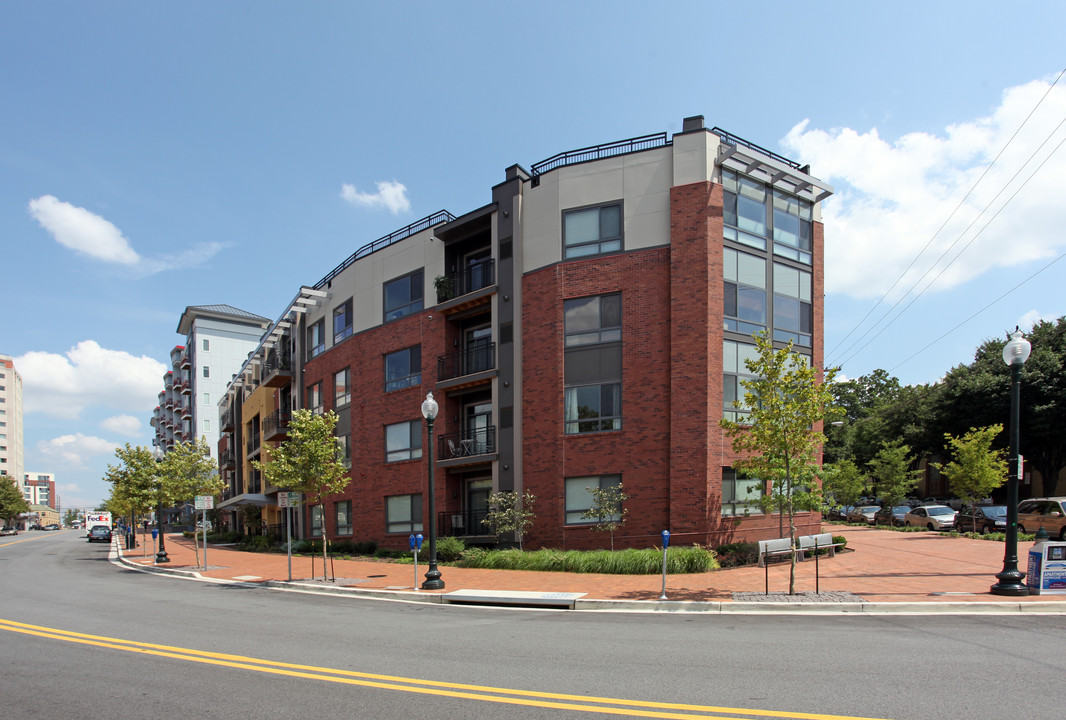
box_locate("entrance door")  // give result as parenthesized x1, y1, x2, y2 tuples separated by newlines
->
(465, 478, 492, 535)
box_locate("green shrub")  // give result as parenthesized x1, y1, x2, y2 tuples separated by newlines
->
(182, 530, 194, 539)
(832, 535, 847, 551)
(714, 541, 759, 568)
(455, 545, 716, 574)
(435, 536, 466, 562)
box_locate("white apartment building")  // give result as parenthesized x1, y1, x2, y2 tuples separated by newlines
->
(0, 354, 24, 483)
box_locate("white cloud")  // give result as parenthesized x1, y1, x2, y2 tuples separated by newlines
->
(37, 433, 119, 467)
(782, 77, 1066, 301)
(101, 414, 141, 437)
(340, 180, 411, 214)
(16, 341, 166, 419)
(28, 195, 141, 265)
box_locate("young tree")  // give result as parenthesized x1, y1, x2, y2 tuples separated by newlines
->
(253, 409, 349, 579)
(104, 444, 159, 556)
(867, 439, 919, 510)
(719, 332, 838, 594)
(581, 484, 629, 551)
(0, 477, 29, 524)
(937, 425, 1008, 532)
(159, 437, 224, 567)
(483, 490, 536, 550)
(821, 459, 868, 510)
(63, 509, 79, 527)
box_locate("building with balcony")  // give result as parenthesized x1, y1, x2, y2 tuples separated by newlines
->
(218, 116, 832, 550)
(0, 354, 24, 484)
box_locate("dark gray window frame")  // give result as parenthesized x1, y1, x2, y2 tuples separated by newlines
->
(562, 201, 623, 259)
(383, 270, 424, 323)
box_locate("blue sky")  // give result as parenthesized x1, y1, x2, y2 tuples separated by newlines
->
(3, 1, 1065, 511)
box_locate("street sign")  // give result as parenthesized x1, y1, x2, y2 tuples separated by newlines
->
(194, 495, 214, 510)
(278, 492, 300, 508)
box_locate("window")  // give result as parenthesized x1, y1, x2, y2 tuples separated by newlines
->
(307, 319, 325, 359)
(337, 433, 351, 467)
(723, 340, 758, 422)
(772, 190, 813, 263)
(309, 504, 323, 537)
(335, 500, 352, 535)
(203, 393, 210, 405)
(384, 347, 421, 392)
(565, 475, 622, 524)
(721, 469, 765, 516)
(386, 494, 423, 533)
(333, 298, 353, 343)
(723, 248, 767, 336)
(563, 203, 622, 259)
(334, 368, 351, 407)
(203, 419, 211, 432)
(202, 339, 210, 351)
(385, 421, 421, 462)
(772, 263, 813, 347)
(202, 366, 210, 378)
(723, 171, 813, 265)
(384, 271, 423, 322)
(306, 382, 323, 414)
(564, 294, 621, 434)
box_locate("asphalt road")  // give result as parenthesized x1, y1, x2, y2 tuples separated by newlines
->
(2, 530, 1064, 720)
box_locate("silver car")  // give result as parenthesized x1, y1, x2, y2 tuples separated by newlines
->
(904, 504, 957, 530)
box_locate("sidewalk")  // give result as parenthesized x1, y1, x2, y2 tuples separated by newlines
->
(115, 525, 1066, 613)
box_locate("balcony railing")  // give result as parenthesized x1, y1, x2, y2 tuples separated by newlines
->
(219, 448, 235, 469)
(437, 343, 495, 382)
(530, 132, 670, 181)
(437, 426, 496, 461)
(263, 408, 291, 440)
(436, 258, 495, 302)
(221, 408, 234, 431)
(246, 431, 260, 457)
(438, 509, 490, 537)
(262, 348, 293, 387)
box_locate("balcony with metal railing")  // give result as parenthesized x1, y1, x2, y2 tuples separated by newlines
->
(246, 431, 260, 458)
(435, 258, 496, 313)
(219, 448, 235, 470)
(263, 408, 291, 441)
(437, 343, 496, 388)
(437, 426, 496, 466)
(262, 348, 293, 388)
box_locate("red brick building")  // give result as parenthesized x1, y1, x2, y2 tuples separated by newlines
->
(218, 116, 833, 550)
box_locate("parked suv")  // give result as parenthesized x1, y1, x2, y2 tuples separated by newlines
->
(1017, 497, 1066, 540)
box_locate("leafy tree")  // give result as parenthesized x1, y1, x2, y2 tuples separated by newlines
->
(821, 459, 868, 510)
(63, 509, 79, 526)
(0, 477, 29, 524)
(483, 490, 536, 550)
(937, 425, 1008, 531)
(104, 444, 160, 555)
(159, 437, 223, 567)
(867, 439, 919, 510)
(719, 332, 838, 594)
(253, 409, 349, 579)
(581, 484, 629, 551)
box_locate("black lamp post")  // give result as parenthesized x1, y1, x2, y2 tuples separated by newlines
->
(991, 328, 1030, 596)
(421, 392, 444, 590)
(152, 446, 170, 564)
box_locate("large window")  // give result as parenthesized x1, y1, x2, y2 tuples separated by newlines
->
(723, 170, 812, 265)
(333, 298, 353, 343)
(309, 504, 323, 537)
(334, 368, 351, 407)
(772, 263, 813, 348)
(772, 190, 813, 263)
(563, 203, 622, 259)
(565, 474, 622, 525)
(306, 382, 323, 415)
(564, 294, 622, 434)
(386, 494, 423, 534)
(723, 340, 758, 422)
(384, 347, 421, 392)
(335, 500, 352, 535)
(721, 469, 765, 516)
(307, 319, 325, 359)
(384, 271, 423, 322)
(337, 432, 351, 468)
(385, 420, 421, 462)
(723, 248, 767, 336)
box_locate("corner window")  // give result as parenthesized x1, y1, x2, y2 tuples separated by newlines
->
(384, 346, 421, 392)
(565, 474, 622, 524)
(385, 420, 422, 462)
(335, 500, 352, 535)
(723, 340, 758, 422)
(723, 171, 813, 265)
(334, 368, 351, 407)
(386, 494, 423, 534)
(384, 271, 423, 323)
(563, 203, 622, 259)
(772, 263, 813, 347)
(564, 294, 621, 434)
(333, 299, 353, 343)
(724, 248, 767, 336)
(309, 504, 323, 537)
(306, 382, 323, 414)
(307, 319, 325, 359)
(721, 468, 765, 516)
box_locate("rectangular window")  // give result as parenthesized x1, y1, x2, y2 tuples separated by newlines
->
(306, 382, 323, 414)
(772, 190, 813, 263)
(384, 271, 423, 323)
(563, 203, 622, 259)
(310, 504, 323, 537)
(202, 366, 210, 378)
(723, 248, 768, 336)
(386, 494, 423, 534)
(307, 319, 325, 359)
(721, 469, 765, 516)
(564, 294, 621, 347)
(772, 262, 813, 347)
(384, 347, 421, 392)
(564, 293, 621, 434)
(333, 298, 353, 343)
(334, 368, 351, 407)
(335, 500, 352, 535)
(202, 339, 210, 351)
(203, 419, 211, 432)
(337, 433, 351, 468)
(723, 340, 759, 422)
(723, 170, 768, 250)
(385, 420, 422, 462)
(565, 384, 622, 434)
(203, 393, 210, 405)
(565, 474, 622, 525)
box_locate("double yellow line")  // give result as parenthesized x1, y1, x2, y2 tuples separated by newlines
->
(0, 618, 888, 720)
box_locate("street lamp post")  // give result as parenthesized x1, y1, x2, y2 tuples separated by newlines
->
(420, 392, 444, 590)
(991, 328, 1030, 596)
(152, 446, 170, 564)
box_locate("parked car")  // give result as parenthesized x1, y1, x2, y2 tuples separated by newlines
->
(846, 505, 880, 524)
(905, 504, 957, 530)
(875, 505, 911, 527)
(1017, 497, 1066, 540)
(953, 505, 1007, 534)
(44, 523, 60, 531)
(87, 525, 112, 543)
(825, 504, 853, 521)
(0, 527, 18, 536)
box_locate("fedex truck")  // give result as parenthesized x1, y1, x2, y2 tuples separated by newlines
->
(84, 512, 112, 536)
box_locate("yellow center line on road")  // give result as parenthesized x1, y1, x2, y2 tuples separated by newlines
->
(0, 618, 892, 720)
